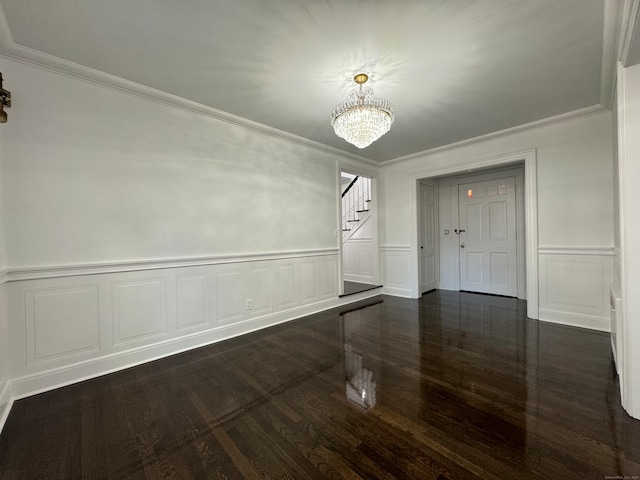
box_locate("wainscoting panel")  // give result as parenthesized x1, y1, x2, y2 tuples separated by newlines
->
(538, 249, 613, 331)
(343, 240, 374, 284)
(249, 268, 272, 315)
(216, 271, 244, 324)
(322, 259, 338, 298)
(6, 250, 357, 401)
(381, 246, 412, 297)
(301, 262, 319, 303)
(277, 264, 297, 309)
(176, 275, 209, 331)
(112, 279, 167, 345)
(25, 286, 100, 365)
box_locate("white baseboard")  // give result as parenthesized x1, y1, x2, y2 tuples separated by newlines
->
(538, 308, 610, 332)
(9, 290, 381, 401)
(344, 274, 374, 283)
(383, 286, 413, 298)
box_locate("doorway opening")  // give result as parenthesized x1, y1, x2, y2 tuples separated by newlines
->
(423, 165, 526, 299)
(409, 149, 538, 319)
(339, 171, 381, 297)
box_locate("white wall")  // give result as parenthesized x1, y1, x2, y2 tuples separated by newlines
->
(380, 110, 614, 330)
(1, 61, 341, 269)
(0, 56, 379, 410)
(616, 61, 640, 419)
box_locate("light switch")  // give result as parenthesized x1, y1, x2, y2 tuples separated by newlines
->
(444, 229, 449, 235)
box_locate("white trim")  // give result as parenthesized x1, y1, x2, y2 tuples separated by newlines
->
(602, 0, 624, 108)
(538, 308, 610, 332)
(339, 162, 380, 181)
(380, 245, 411, 252)
(381, 106, 604, 167)
(616, 60, 633, 415)
(382, 286, 413, 298)
(617, 0, 640, 65)
(8, 289, 382, 401)
(537, 246, 615, 256)
(408, 149, 539, 319)
(6, 249, 339, 282)
(343, 273, 376, 284)
(0, 1, 12, 48)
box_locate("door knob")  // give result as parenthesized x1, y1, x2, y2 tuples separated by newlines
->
(460, 243, 465, 248)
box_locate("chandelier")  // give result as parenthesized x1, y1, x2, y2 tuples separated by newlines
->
(331, 73, 395, 149)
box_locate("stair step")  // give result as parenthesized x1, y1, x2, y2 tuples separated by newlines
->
(356, 209, 369, 213)
(365, 199, 372, 202)
(347, 219, 360, 222)
(342, 228, 351, 231)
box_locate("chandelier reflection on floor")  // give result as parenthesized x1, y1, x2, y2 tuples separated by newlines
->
(331, 73, 395, 149)
(344, 343, 376, 410)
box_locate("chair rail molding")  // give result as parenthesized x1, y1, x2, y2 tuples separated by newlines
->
(5, 249, 340, 282)
(537, 246, 614, 256)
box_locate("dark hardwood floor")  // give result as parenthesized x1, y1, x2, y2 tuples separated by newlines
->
(1, 291, 639, 479)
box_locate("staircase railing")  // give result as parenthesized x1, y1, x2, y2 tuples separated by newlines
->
(342, 176, 371, 238)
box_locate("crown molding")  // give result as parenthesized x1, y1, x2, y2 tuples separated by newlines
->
(0, 5, 377, 169)
(380, 104, 606, 167)
(0, 2, 12, 49)
(0, 48, 378, 168)
(601, 0, 623, 108)
(617, 0, 640, 66)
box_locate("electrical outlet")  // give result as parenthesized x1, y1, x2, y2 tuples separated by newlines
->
(246, 299, 252, 310)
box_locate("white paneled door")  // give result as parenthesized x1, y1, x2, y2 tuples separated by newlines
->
(458, 177, 517, 297)
(420, 181, 437, 294)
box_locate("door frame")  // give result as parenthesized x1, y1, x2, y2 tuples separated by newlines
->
(338, 164, 381, 294)
(409, 149, 539, 319)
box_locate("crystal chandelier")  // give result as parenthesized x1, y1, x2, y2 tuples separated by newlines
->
(331, 73, 395, 149)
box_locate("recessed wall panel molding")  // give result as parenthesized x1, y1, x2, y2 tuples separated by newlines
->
(301, 262, 319, 303)
(216, 271, 244, 324)
(249, 268, 272, 314)
(25, 285, 100, 364)
(344, 239, 374, 283)
(539, 253, 613, 331)
(277, 264, 297, 309)
(381, 246, 412, 297)
(343, 243, 357, 273)
(112, 279, 167, 345)
(176, 275, 208, 330)
(322, 258, 338, 298)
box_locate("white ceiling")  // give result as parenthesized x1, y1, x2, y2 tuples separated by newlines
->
(0, 0, 610, 162)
